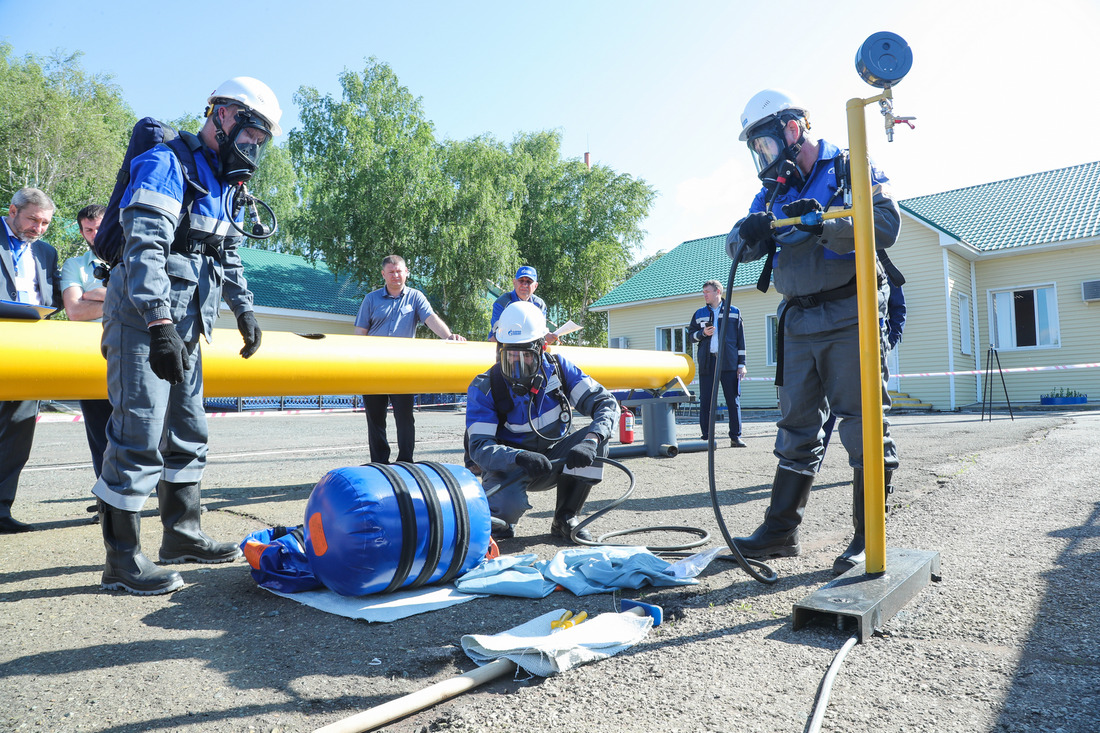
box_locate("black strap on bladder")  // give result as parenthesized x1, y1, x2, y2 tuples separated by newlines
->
(395, 462, 445, 588)
(372, 463, 418, 594)
(420, 461, 470, 584)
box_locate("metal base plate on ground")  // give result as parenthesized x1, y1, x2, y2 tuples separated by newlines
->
(792, 548, 941, 642)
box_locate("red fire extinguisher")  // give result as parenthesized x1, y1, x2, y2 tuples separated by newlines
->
(619, 406, 635, 444)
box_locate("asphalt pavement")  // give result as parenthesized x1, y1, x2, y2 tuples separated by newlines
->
(2, 406, 1097, 732)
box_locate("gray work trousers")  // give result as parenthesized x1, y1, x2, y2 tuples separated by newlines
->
(482, 429, 608, 525)
(92, 317, 208, 512)
(775, 321, 897, 475)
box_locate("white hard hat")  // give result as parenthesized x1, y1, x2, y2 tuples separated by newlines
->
(738, 88, 808, 141)
(208, 77, 283, 136)
(495, 301, 549, 344)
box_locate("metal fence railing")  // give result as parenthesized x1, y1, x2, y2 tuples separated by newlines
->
(203, 394, 465, 412)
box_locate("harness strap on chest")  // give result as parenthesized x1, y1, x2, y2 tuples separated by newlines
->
(164, 134, 226, 262)
(487, 354, 563, 442)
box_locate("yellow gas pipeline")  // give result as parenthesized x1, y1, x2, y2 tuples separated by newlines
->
(0, 320, 693, 401)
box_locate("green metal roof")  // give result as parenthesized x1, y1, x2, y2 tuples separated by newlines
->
(591, 234, 765, 309)
(238, 248, 365, 316)
(899, 161, 1100, 251)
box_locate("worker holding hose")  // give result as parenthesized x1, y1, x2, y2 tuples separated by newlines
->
(466, 301, 619, 543)
(725, 89, 901, 575)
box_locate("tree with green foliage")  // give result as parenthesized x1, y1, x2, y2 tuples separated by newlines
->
(425, 135, 526, 333)
(289, 59, 448, 295)
(510, 131, 655, 345)
(0, 45, 134, 260)
(246, 142, 301, 255)
(625, 249, 666, 280)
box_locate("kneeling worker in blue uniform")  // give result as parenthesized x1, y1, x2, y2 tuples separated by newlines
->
(466, 301, 619, 542)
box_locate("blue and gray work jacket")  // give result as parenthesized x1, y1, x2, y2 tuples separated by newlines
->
(465, 352, 618, 474)
(117, 135, 254, 342)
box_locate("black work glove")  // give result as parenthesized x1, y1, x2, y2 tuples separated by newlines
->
(738, 211, 776, 242)
(566, 438, 599, 469)
(781, 198, 824, 235)
(515, 451, 553, 478)
(148, 323, 187, 385)
(237, 311, 262, 358)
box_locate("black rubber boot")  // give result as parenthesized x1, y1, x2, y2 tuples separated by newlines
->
(158, 481, 242, 564)
(734, 467, 814, 558)
(490, 517, 515, 540)
(550, 476, 594, 543)
(832, 468, 894, 575)
(100, 501, 184, 595)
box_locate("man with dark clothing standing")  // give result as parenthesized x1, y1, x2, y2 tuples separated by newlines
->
(688, 279, 747, 447)
(0, 187, 62, 533)
(61, 204, 113, 482)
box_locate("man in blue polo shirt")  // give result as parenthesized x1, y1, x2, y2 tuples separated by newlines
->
(487, 266, 557, 344)
(355, 254, 466, 464)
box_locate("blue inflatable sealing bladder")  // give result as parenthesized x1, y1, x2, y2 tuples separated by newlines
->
(304, 462, 492, 596)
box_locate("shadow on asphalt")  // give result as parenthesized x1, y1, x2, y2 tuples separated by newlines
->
(996, 500, 1100, 730)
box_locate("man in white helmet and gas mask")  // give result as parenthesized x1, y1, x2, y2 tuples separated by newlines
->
(92, 77, 282, 595)
(725, 88, 902, 575)
(465, 301, 619, 542)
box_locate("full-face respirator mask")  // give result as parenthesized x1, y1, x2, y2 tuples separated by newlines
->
(498, 339, 546, 396)
(212, 106, 271, 186)
(745, 114, 807, 193)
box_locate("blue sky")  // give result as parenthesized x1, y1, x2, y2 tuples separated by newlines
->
(3, 0, 1098, 259)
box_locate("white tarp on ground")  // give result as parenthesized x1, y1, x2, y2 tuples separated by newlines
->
(460, 607, 653, 677)
(265, 584, 483, 623)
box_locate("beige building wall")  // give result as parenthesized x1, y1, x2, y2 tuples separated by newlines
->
(606, 288, 784, 409)
(971, 241, 1100, 404)
(605, 216, 1099, 413)
(944, 249, 982, 407)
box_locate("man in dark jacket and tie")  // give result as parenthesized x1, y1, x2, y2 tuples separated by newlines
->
(0, 187, 63, 533)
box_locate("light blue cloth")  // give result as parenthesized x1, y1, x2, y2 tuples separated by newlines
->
(455, 547, 699, 598)
(537, 546, 699, 597)
(454, 553, 557, 598)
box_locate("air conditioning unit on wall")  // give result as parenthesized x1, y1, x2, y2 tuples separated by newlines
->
(609, 336, 629, 348)
(1083, 280, 1100, 303)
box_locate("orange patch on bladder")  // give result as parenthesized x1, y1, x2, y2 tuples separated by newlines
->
(308, 512, 328, 556)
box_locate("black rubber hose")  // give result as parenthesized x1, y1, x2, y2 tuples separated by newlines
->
(563, 456, 710, 553)
(705, 240, 778, 584)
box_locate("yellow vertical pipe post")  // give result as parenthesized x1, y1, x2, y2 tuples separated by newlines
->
(846, 91, 887, 575)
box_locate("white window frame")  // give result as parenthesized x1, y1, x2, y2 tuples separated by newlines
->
(958, 293, 972, 356)
(655, 323, 689, 354)
(765, 314, 779, 367)
(988, 283, 1060, 351)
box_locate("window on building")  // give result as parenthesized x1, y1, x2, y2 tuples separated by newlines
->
(656, 324, 689, 353)
(990, 285, 1059, 350)
(765, 314, 778, 366)
(959, 293, 972, 356)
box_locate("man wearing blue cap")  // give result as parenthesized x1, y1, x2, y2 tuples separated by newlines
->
(487, 266, 557, 345)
